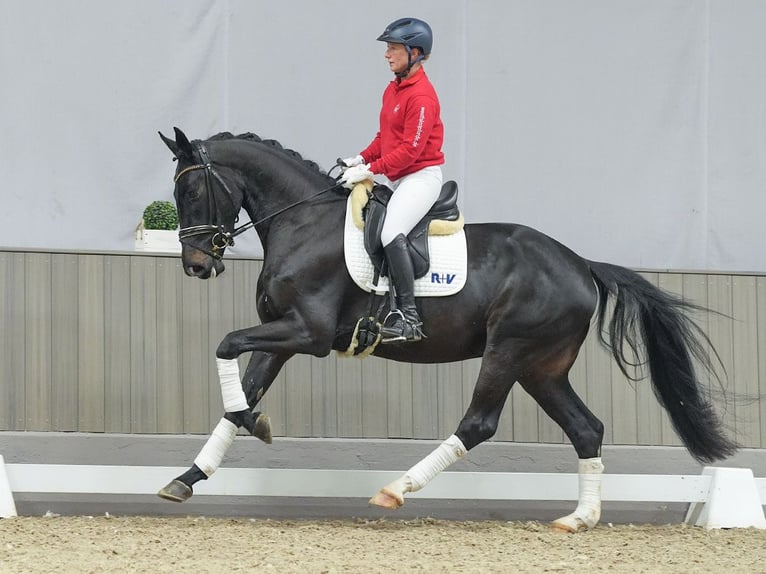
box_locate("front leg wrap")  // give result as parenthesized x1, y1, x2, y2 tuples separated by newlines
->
(193, 417, 238, 477)
(193, 359, 248, 478)
(217, 357, 249, 412)
(551, 457, 604, 532)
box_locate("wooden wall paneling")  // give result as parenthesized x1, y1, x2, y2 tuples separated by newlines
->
(129, 257, 158, 433)
(411, 364, 439, 439)
(435, 363, 464, 439)
(0, 253, 26, 430)
(283, 354, 313, 437)
(179, 271, 210, 433)
(335, 355, 363, 437)
(77, 255, 105, 432)
(155, 258, 184, 433)
(50, 254, 79, 431)
(311, 354, 338, 438)
(385, 361, 414, 439)
(104, 256, 132, 433)
(24, 253, 52, 431)
(3, 251, 766, 448)
(0, 253, 10, 429)
(757, 277, 766, 447)
(510, 383, 539, 443)
(360, 356, 388, 438)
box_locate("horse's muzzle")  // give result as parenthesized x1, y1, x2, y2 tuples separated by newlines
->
(182, 246, 225, 279)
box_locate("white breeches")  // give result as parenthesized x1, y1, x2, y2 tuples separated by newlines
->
(381, 166, 443, 246)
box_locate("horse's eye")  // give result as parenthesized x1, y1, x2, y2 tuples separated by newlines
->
(181, 185, 203, 201)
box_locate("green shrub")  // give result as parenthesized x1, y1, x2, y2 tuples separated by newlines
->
(142, 201, 179, 230)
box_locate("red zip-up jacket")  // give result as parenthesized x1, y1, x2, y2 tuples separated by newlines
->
(360, 67, 445, 182)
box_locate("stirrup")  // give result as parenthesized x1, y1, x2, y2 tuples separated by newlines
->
(381, 309, 425, 343)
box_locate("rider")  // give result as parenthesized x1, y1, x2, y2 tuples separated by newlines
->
(340, 17, 445, 343)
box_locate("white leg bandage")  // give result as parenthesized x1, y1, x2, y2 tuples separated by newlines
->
(552, 457, 604, 532)
(380, 435, 467, 504)
(193, 417, 238, 477)
(217, 357, 249, 412)
(408, 434, 467, 491)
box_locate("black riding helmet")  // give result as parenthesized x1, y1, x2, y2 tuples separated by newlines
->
(377, 17, 433, 77)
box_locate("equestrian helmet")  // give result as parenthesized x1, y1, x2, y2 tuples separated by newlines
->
(377, 17, 433, 56)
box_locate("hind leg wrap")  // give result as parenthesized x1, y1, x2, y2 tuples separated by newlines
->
(552, 457, 604, 532)
(371, 435, 466, 507)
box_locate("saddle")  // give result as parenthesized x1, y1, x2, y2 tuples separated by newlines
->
(351, 180, 464, 279)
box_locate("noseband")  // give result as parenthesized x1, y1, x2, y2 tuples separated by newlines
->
(174, 141, 345, 260)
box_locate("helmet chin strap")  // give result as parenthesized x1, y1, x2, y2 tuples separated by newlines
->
(395, 45, 424, 79)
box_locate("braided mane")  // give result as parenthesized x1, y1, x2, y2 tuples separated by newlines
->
(207, 131, 325, 174)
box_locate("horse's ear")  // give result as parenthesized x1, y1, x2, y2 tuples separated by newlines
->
(173, 127, 194, 157)
(158, 131, 179, 157)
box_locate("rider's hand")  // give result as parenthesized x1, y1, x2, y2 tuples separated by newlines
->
(340, 164, 374, 189)
(341, 155, 364, 169)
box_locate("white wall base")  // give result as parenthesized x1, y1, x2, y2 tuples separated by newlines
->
(684, 467, 766, 529)
(5, 462, 766, 528)
(0, 455, 18, 518)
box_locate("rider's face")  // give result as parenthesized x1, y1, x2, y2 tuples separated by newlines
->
(385, 42, 414, 75)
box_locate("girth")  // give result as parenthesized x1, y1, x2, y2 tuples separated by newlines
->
(360, 180, 462, 279)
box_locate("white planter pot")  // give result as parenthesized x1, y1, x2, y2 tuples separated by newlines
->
(135, 227, 181, 253)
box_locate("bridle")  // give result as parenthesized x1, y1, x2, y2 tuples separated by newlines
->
(173, 141, 343, 259)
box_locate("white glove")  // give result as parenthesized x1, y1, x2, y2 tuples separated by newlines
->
(340, 164, 374, 189)
(341, 154, 364, 168)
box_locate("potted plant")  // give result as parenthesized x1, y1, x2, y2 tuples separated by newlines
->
(135, 200, 181, 253)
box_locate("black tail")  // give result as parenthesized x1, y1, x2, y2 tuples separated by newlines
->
(588, 260, 737, 463)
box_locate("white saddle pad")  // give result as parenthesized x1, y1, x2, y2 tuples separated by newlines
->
(343, 195, 467, 297)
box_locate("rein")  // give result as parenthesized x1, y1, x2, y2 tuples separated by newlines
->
(174, 142, 343, 259)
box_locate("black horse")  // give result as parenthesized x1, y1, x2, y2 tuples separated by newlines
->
(157, 128, 736, 532)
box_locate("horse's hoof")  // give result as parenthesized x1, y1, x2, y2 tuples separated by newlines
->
(253, 413, 272, 444)
(550, 515, 590, 533)
(369, 488, 403, 510)
(157, 480, 193, 502)
(550, 521, 577, 534)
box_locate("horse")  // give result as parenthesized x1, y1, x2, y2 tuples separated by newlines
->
(156, 127, 737, 532)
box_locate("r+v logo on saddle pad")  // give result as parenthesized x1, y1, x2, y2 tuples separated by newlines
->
(430, 272, 456, 284)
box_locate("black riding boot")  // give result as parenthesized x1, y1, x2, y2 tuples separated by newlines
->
(381, 234, 425, 343)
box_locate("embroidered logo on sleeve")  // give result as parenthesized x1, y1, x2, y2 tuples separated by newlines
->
(412, 106, 425, 147)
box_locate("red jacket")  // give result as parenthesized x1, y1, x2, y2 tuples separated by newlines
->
(360, 67, 445, 181)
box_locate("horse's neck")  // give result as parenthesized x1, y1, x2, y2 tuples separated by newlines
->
(239, 167, 342, 249)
